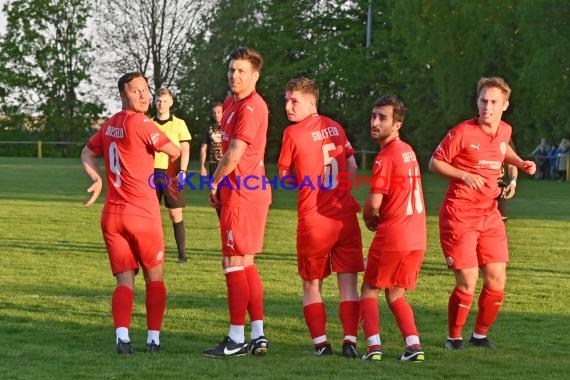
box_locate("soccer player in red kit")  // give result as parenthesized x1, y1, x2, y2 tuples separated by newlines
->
(81, 72, 180, 354)
(203, 47, 272, 357)
(429, 77, 536, 350)
(359, 95, 426, 362)
(277, 78, 364, 357)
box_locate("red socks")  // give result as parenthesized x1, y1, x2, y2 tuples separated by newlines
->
(146, 281, 166, 331)
(303, 302, 327, 343)
(389, 297, 418, 339)
(245, 265, 264, 321)
(112, 285, 134, 329)
(339, 301, 359, 343)
(474, 286, 504, 336)
(225, 270, 249, 325)
(360, 297, 380, 340)
(448, 287, 474, 339)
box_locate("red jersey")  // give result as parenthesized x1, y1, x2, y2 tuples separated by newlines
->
(370, 138, 426, 251)
(220, 91, 271, 207)
(87, 110, 171, 219)
(277, 114, 360, 219)
(432, 118, 512, 208)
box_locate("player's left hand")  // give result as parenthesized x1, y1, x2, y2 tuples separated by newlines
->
(84, 178, 102, 206)
(364, 214, 379, 232)
(520, 160, 536, 175)
(208, 188, 221, 208)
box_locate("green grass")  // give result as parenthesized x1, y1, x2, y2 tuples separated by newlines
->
(0, 157, 569, 379)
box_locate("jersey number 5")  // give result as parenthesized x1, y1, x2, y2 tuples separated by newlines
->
(406, 167, 423, 215)
(322, 143, 339, 189)
(109, 142, 122, 187)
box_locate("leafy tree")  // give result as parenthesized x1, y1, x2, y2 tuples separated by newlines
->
(95, 0, 207, 93)
(0, 0, 102, 149)
(177, 0, 395, 160)
(510, 0, 570, 150)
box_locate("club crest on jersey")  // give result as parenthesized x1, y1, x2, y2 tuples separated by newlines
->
(500, 142, 507, 155)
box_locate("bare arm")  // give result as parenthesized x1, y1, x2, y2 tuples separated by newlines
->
(504, 144, 536, 175)
(179, 141, 190, 172)
(501, 164, 519, 199)
(278, 167, 297, 187)
(160, 141, 181, 162)
(81, 146, 103, 207)
(199, 143, 208, 176)
(346, 155, 358, 177)
(428, 156, 486, 189)
(363, 192, 383, 232)
(208, 138, 247, 207)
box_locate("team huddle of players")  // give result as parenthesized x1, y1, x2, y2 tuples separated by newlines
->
(80, 47, 536, 360)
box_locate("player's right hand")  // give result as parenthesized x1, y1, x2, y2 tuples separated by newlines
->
(460, 172, 485, 189)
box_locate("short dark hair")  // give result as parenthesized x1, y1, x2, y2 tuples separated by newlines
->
(212, 101, 223, 109)
(285, 77, 319, 103)
(229, 47, 263, 72)
(373, 94, 407, 123)
(118, 72, 147, 93)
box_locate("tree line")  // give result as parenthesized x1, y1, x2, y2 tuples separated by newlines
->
(1, 0, 568, 160)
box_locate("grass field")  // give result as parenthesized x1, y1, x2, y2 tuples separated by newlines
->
(0, 157, 569, 379)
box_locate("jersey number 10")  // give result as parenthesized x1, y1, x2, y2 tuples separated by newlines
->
(406, 167, 423, 215)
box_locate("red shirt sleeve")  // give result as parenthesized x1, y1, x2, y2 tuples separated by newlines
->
(129, 112, 171, 151)
(433, 124, 465, 163)
(277, 128, 295, 171)
(86, 129, 104, 156)
(370, 154, 394, 195)
(231, 102, 265, 145)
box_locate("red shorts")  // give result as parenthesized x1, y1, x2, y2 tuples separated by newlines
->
(363, 245, 424, 290)
(101, 212, 165, 275)
(220, 205, 269, 256)
(296, 212, 364, 281)
(439, 202, 509, 269)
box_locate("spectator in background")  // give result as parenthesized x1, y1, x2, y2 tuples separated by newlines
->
(153, 88, 192, 264)
(530, 138, 551, 179)
(200, 102, 224, 219)
(555, 138, 570, 182)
